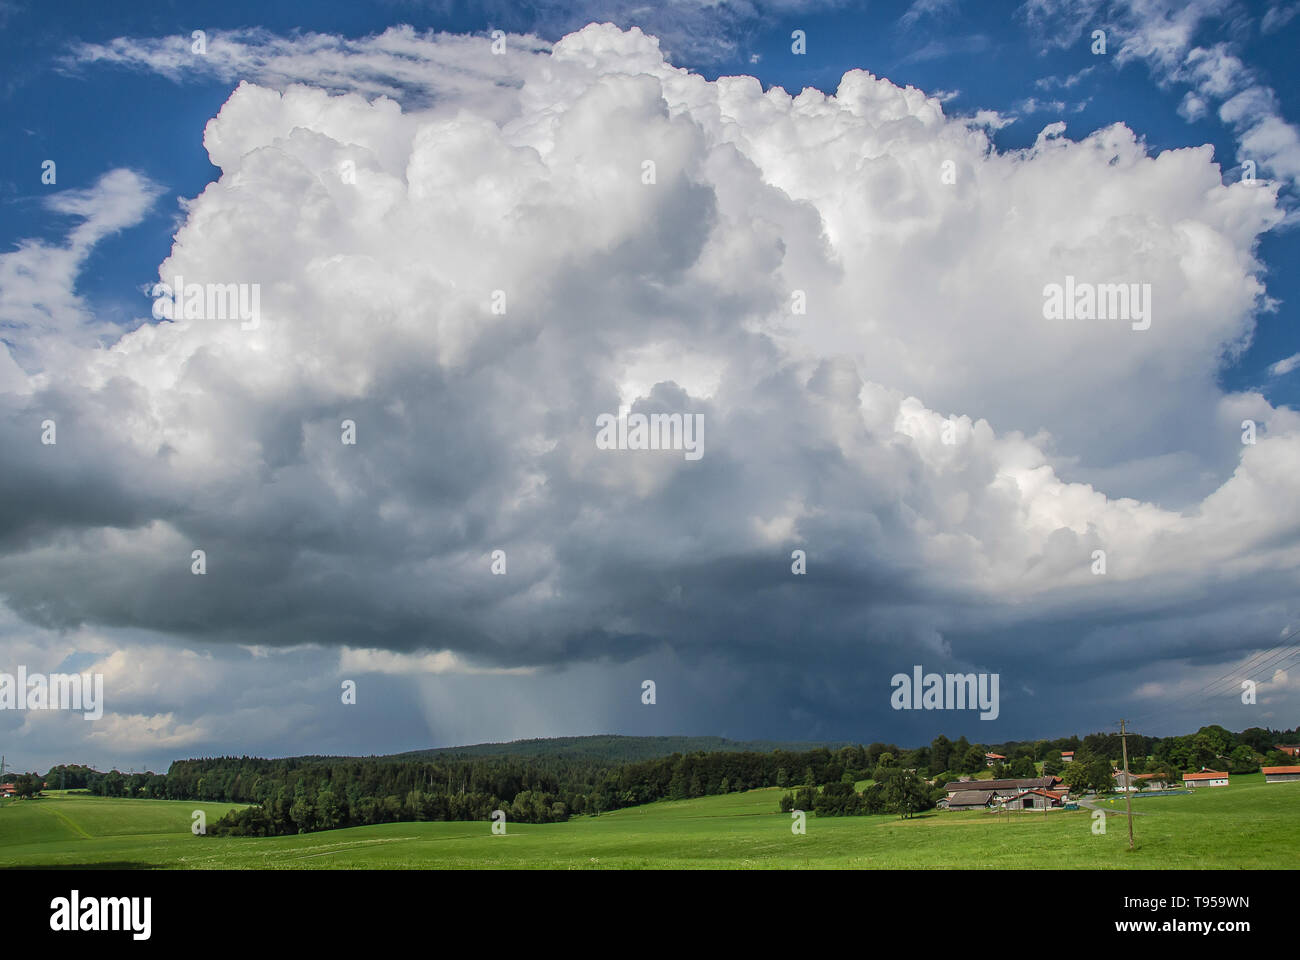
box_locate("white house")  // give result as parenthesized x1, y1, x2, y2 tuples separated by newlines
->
(1183, 770, 1229, 788)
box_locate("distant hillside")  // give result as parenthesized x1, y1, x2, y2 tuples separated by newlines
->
(385, 734, 851, 764)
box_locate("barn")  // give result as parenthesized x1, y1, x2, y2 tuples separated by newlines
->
(1262, 765, 1300, 783)
(947, 789, 997, 810)
(1002, 789, 1065, 810)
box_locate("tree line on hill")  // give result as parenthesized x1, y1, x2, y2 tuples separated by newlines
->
(20, 723, 1295, 835)
(983, 724, 1295, 785)
(3, 773, 45, 798)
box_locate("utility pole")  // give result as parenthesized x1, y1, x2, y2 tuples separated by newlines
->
(1120, 719, 1134, 851)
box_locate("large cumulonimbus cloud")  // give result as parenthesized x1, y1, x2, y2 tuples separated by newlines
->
(2, 23, 1298, 757)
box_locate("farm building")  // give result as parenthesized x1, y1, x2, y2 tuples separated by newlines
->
(1002, 789, 1065, 810)
(1113, 771, 1169, 792)
(1262, 765, 1300, 783)
(0, 783, 14, 797)
(1274, 744, 1300, 758)
(984, 753, 1006, 766)
(1183, 770, 1229, 788)
(1060, 751, 1074, 763)
(944, 777, 1066, 807)
(947, 790, 997, 811)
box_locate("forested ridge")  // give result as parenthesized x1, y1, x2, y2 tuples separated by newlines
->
(386, 734, 851, 763)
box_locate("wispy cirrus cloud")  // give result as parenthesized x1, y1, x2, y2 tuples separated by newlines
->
(1269, 352, 1300, 376)
(898, 32, 992, 63)
(1022, 0, 1300, 196)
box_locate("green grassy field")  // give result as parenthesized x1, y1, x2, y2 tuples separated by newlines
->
(1, 778, 1296, 869)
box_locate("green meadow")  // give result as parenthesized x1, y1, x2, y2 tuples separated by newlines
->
(1, 778, 1295, 869)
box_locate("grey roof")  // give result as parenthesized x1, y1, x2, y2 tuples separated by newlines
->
(948, 790, 996, 806)
(945, 777, 1056, 793)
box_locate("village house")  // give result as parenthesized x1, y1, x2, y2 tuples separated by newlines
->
(1001, 788, 1066, 810)
(1183, 769, 1229, 788)
(984, 753, 1006, 767)
(0, 782, 15, 798)
(1274, 744, 1300, 758)
(1262, 765, 1300, 783)
(1060, 751, 1074, 763)
(1112, 771, 1169, 792)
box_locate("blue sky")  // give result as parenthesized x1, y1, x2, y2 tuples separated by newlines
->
(2, 1, 1299, 771)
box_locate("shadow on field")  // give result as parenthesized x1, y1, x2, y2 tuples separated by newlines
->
(0, 862, 155, 870)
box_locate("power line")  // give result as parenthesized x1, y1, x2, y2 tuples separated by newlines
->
(1185, 628, 1299, 696)
(1194, 639, 1300, 698)
(1164, 648, 1300, 717)
(1123, 625, 1300, 730)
